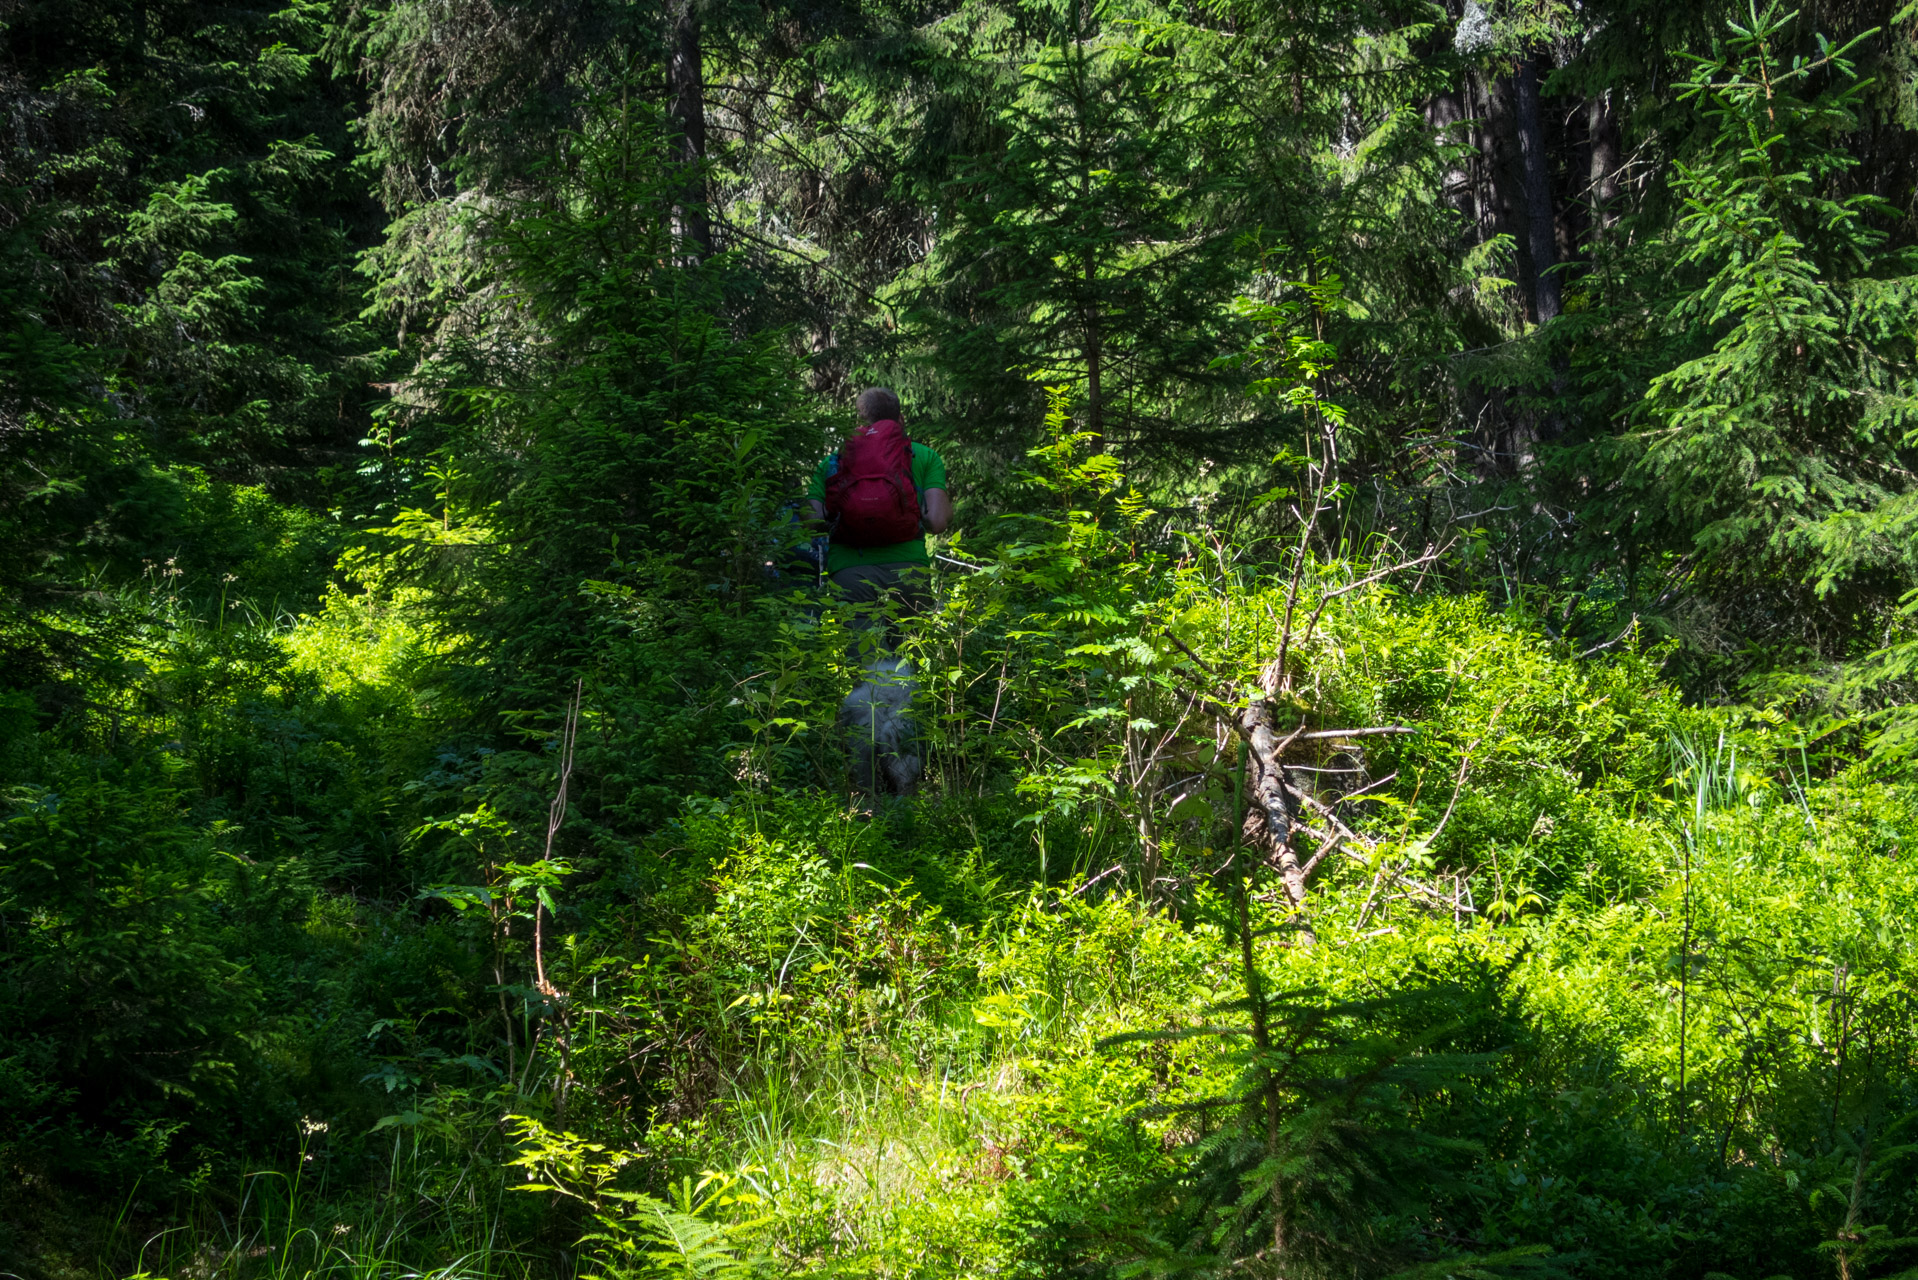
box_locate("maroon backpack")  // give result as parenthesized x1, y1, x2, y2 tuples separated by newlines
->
(824, 419, 921, 546)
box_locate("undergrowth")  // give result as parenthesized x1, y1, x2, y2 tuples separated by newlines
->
(9, 529, 1918, 1278)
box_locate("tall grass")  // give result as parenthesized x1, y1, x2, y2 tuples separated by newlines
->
(114, 1125, 550, 1280)
(708, 1039, 1019, 1273)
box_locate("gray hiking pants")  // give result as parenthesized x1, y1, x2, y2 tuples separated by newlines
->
(830, 563, 931, 634)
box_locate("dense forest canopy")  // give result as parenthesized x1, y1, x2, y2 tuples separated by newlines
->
(7, 0, 1918, 1276)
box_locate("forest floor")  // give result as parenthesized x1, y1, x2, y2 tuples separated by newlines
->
(9, 572, 1916, 1280)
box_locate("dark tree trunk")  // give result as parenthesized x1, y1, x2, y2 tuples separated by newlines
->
(1514, 55, 1560, 323)
(1084, 248, 1104, 439)
(1588, 90, 1621, 228)
(668, 0, 710, 259)
(1424, 85, 1477, 224)
(1468, 70, 1504, 248)
(1464, 63, 1567, 470)
(1484, 72, 1534, 321)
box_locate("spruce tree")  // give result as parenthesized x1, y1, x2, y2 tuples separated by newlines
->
(897, 0, 1246, 469)
(1576, 5, 1918, 680)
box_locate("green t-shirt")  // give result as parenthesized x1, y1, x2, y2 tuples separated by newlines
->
(807, 441, 948, 573)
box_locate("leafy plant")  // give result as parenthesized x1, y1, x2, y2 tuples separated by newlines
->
(507, 1118, 769, 1280)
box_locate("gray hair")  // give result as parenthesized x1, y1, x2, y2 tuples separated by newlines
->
(855, 386, 903, 423)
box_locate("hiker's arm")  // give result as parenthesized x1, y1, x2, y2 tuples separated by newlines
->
(806, 498, 827, 528)
(921, 488, 951, 535)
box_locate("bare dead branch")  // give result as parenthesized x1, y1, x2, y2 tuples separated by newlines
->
(1337, 770, 1399, 801)
(1163, 630, 1219, 674)
(1578, 614, 1640, 659)
(1299, 828, 1343, 878)
(1296, 539, 1451, 656)
(537, 677, 582, 998)
(1293, 725, 1416, 741)
(1069, 864, 1127, 898)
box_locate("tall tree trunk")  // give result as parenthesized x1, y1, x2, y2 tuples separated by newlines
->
(1464, 69, 1552, 472)
(1424, 86, 1477, 224)
(668, 0, 710, 259)
(1514, 54, 1560, 324)
(1084, 247, 1104, 439)
(1072, 4, 1104, 443)
(1587, 90, 1621, 229)
(1469, 70, 1504, 248)
(129, 0, 148, 73)
(1484, 72, 1534, 321)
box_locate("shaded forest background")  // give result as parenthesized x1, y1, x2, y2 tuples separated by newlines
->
(8, 0, 1918, 1276)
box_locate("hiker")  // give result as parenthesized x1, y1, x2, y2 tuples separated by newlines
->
(840, 652, 921, 797)
(806, 387, 951, 634)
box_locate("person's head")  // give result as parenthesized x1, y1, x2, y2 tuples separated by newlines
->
(855, 386, 902, 425)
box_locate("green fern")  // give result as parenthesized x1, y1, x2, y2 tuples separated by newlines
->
(585, 1183, 764, 1280)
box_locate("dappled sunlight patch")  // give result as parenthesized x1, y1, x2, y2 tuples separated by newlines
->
(278, 585, 442, 701)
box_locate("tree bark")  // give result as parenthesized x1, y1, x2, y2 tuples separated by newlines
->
(1084, 246, 1104, 439)
(1468, 70, 1505, 250)
(1424, 85, 1477, 225)
(1236, 702, 1313, 940)
(1483, 72, 1536, 321)
(1587, 90, 1620, 229)
(668, 0, 710, 259)
(1514, 54, 1560, 324)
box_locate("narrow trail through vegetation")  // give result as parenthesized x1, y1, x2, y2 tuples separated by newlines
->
(7, 0, 1918, 1277)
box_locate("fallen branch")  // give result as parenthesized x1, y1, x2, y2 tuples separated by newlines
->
(1160, 627, 1425, 946)
(1294, 541, 1451, 663)
(1578, 614, 1640, 659)
(1354, 866, 1389, 931)
(1299, 829, 1343, 879)
(1068, 863, 1127, 898)
(1236, 701, 1308, 920)
(1297, 790, 1376, 855)
(537, 679, 583, 998)
(1337, 770, 1399, 802)
(1293, 725, 1416, 741)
